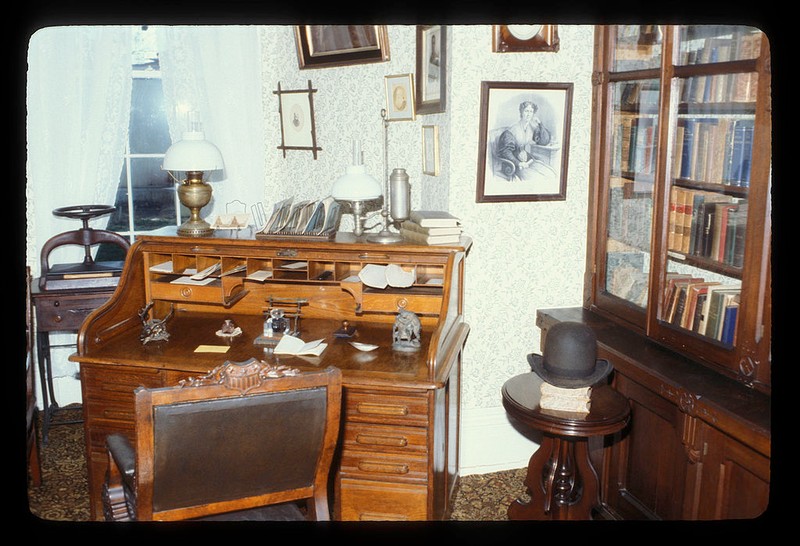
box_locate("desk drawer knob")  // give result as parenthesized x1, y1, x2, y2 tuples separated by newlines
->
(356, 433, 408, 447)
(356, 402, 409, 417)
(357, 461, 409, 475)
(180, 287, 193, 298)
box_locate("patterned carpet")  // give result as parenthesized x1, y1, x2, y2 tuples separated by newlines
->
(26, 407, 528, 522)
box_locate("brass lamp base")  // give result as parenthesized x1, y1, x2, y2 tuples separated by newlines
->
(177, 171, 213, 237)
(178, 219, 213, 237)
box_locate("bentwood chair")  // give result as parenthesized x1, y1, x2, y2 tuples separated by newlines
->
(102, 360, 342, 521)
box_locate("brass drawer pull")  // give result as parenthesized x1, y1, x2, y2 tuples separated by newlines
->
(356, 433, 408, 447)
(356, 402, 409, 417)
(357, 461, 409, 474)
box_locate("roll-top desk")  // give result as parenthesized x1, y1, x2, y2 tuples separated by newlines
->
(71, 229, 470, 521)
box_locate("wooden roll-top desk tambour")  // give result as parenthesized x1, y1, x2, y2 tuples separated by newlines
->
(71, 229, 471, 521)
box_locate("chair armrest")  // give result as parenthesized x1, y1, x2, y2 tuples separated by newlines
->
(106, 434, 136, 489)
(103, 434, 137, 521)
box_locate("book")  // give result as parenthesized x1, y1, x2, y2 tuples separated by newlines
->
(273, 335, 327, 356)
(540, 382, 592, 399)
(408, 210, 461, 228)
(400, 228, 461, 245)
(400, 220, 462, 236)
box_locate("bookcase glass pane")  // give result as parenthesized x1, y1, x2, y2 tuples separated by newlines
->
(604, 79, 658, 308)
(611, 25, 662, 72)
(677, 25, 763, 66)
(660, 24, 759, 347)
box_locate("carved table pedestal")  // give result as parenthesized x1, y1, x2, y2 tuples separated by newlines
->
(502, 372, 630, 520)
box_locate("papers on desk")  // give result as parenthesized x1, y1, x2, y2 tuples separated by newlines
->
(358, 263, 416, 289)
(273, 335, 328, 356)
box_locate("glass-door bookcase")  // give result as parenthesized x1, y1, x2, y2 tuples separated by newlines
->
(589, 25, 771, 391)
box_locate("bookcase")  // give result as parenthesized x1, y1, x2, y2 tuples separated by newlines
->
(589, 24, 771, 391)
(542, 24, 771, 520)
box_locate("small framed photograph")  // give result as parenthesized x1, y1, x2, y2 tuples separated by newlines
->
(416, 25, 446, 114)
(384, 74, 415, 122)
(492, 25, 560, 53)
(295, 25, 390, 69)
(476, 81, 573, 203)
(274, 81, 321, 159)
(422, 125, 440, 176)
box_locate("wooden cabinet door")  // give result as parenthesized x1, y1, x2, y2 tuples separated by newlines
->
(605, 373, 689, 519)
(692, 424, 770, 519)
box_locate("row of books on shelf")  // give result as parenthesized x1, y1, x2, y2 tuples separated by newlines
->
(611, 116, 657, 176)
(679, 31, 761, 104)
(673, 118, 753, 186)
(399, 211, 462, 245)
(668, 187, 747, 268)
(679, 70, 758, 105)
(664, 273, 740, 345)
(679, 29, 761, 67)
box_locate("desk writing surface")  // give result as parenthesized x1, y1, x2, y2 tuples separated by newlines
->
(80, 313, 432, 387)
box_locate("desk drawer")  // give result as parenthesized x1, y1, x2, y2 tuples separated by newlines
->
(339, 449, 428, 484)
(345, 389, 429, 427)
(337, 478, 428, 521)
(35, 294, 111, 331)
(343, 422, 428, 456)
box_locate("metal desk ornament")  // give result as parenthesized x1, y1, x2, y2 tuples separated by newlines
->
(254, 297, 308, 347)
(392, 308, 421, 352)
(138, 302, 174, 345)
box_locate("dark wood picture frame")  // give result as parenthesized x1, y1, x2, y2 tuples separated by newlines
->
(295, 25, 390, 69)
(476, 81, 573, 203)
(274, 81, 321, 159)
(492, 25, 560, 53)
(415, 25, 446, 114)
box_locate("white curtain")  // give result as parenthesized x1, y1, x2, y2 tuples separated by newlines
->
(26, 26, 133, 273)
(156, 26, 268, 219)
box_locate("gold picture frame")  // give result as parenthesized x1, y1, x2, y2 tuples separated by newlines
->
(492, 25, 560, 53)
(422, 125, 440, 176)
(384, 74, 415, 122)
(295, 25, 390, 69)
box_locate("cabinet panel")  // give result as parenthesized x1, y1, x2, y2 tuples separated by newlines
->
(606, 373, 687, 519)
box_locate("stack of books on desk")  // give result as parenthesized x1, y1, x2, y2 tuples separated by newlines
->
(400, 211, 462, 245)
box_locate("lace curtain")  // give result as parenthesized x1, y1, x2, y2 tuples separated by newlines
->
(26, 26, 133, 272)
(156, 26, 268, 219)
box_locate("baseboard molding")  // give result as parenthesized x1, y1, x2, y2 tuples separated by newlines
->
(459, 405, 539, 476)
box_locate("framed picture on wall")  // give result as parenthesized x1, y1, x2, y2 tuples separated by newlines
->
(476, 81, 573, 203)
(415, 25, 446, 114)
(295, 25, 390, 69)
(492, 25, 560, 53)
(384, 74, 416, 122)
(422, 125, 440, 176)
(274, 81, 321, 159)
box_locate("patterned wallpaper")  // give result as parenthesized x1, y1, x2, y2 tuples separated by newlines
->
(257, 25, 596, 410)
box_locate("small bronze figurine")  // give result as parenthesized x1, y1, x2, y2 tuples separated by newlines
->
(393, 309, 421, 352)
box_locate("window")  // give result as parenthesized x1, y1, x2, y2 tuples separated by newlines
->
(98, 26, 185, 261)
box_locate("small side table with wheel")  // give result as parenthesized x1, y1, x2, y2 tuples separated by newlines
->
(502, 372, 630, 521)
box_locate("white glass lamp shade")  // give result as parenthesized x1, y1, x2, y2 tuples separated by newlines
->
(162, 131, 224, 172)
(331, 165, 382, 201)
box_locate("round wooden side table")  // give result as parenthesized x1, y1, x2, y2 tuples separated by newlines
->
(502, 372, 630, 521)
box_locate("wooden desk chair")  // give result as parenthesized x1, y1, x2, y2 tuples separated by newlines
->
(102, 360, 342, 521)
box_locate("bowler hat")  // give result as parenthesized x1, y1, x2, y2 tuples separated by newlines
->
(527, 321, 613, 388)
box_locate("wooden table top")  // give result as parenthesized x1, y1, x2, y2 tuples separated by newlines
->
(502, 372, 630, 438)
